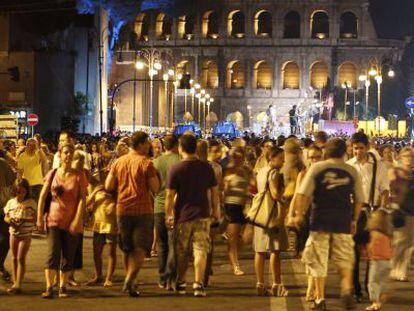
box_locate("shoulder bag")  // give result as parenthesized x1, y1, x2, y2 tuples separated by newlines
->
(246, 169, 284, 230)
(43, 168, 58, 215)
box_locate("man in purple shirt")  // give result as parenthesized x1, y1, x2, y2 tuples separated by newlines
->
(165, 134, 219, 297)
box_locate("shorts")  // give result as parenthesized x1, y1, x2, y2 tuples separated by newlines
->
(175, 218, 211, 256)
(224, 203, 246, 224)
(302, 231, 355, 278)
(93, 232, 118, 246)
(117, 214, 153, 254)
(253, 226, 280, 253)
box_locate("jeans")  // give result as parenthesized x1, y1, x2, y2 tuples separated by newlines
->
(154, 213, 176, 284)
(368, 260, 390, 302)
(46, 227, 79, 272)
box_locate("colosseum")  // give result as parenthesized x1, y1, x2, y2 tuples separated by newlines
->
(111, 0, 405, 132)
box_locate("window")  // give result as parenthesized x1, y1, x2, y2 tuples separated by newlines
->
(282, 62, 300, 89)
(178, 14, 195, 40)
(227, 61, 244, 89)
(135, 13, 150, 41)
(228, 10, 245, 38)
(338, 62, 357, 88)
(156, 13, 172, 40)
(202, 60, 219, 89)
(311, 11, 329, 39)
(255, 10, 272, 37)
(202, 11, 220, 39)
(254, 61, 272, 89)
(340, 12, 358, 39)
(310, 61, 328, 89)
(284, 11, 301, 38)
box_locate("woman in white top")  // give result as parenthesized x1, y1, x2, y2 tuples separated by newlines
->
(254, 146, 288, 297)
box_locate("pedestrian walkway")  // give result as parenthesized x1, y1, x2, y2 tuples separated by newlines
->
(0, 235, 413, 311)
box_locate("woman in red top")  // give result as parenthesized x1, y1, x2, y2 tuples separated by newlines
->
(37, 143, 87, 299)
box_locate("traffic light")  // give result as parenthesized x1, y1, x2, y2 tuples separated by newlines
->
(8, 66, 19, 82)
(179, 73, 191, 89)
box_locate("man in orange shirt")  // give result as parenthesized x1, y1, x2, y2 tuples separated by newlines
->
(105, 131, 160, 297)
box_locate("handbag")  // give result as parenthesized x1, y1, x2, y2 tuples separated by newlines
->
(354, 152, 377, 245)
(246, 169, 284, 229)
(43, 168, 58, 215)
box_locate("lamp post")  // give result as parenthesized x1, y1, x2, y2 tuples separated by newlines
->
(247, 104, 252, 128)
(135, 48, 162, 131)
(190, 87, 195, 116)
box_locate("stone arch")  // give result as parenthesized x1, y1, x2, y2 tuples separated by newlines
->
(135, 13, 150, 41)
(227, 60, 245, 89)
(254, 10, 272, 37)
(311, 10, 329, 39)
(254, 60, 272, 89)
(310, 61, 329, 89)
(338, 62, 357, 88)
(340, 11, 358, 39)
(284, 11, 301, 39)
(156, 13, 173, 40)
(202, 11, 220, 38)
(228, 10, 245, 38)
(282, 61, 300, 89)
(201, 60, 219, 89)
(178, 14, 195, 39)
(176, 60, 190, 76)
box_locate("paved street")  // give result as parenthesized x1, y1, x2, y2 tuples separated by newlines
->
(1, 234, 413, 311)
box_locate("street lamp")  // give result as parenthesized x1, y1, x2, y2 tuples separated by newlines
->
(163, 73, 169, 130)
(190, 87, 195, 116)
(341, 82, 351, 121)
(135, 48, 163, 131)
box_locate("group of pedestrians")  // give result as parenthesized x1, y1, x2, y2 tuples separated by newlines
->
(0, 129, 413, 310)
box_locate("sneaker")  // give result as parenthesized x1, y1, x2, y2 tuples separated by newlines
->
(58, 286, 69, 298)
(158, 281, 167, 289)
(342, 294, 356, 310)
(175, 282, 187, 295)
(310, 299, 327, 311)
(193, 282, 206, 297)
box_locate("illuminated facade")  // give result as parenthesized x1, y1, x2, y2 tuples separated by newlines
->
(112, 0, 404, 129)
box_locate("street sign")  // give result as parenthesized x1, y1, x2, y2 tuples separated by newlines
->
(405, 97, 414, 109)
(27, 113, 38, 126)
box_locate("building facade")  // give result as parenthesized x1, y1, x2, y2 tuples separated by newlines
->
(112, 0, 405, 130)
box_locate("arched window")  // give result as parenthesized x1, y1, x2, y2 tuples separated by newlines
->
(310, 61, 328, 89)
(202, 11, 220, 39)
(282, 62, 300, 89)
(255, 10, 272, 37)
(202, 60, 219, 89)
(254, 61, 272, 89)
(338, 62, 357, 88)
(156, 13, 173, 40)
(284, 11, 301, 38)
(340, 12, 358, 39)
(176, 60, 190, 76)
(228, 10, 245, 38)
(178, 14, 195, 40)
(311, 11, 329, 39)
(135, 13, 150, 41)
(227, 61, 245, 89)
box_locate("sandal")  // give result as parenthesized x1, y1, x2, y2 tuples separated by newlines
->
(271, 283, 288, 297)
(85, 277, 103, 286)
(256, 282, 267, 296)
(103, 280, 113, 287)
(68, 278, 80, 287)
(42, 287, 54, 299)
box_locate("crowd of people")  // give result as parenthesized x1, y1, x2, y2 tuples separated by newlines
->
(0, 129, 413, 311)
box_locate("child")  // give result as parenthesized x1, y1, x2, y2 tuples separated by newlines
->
(366, 208, 393, 311)
(85, 176, 117, 287)
(4, 178, 36, 294)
